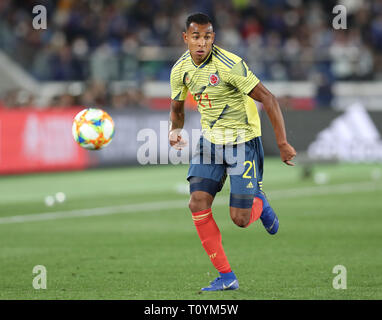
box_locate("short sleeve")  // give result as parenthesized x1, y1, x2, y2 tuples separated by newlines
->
(170, 67, 188, 101)
(226, 60, 260, 95)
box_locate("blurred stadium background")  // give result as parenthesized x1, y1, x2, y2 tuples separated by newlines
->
(0, 0, 381, 300)
(1, 0, 382, 172)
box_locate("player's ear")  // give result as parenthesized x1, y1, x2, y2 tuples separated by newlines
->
(182, 31, 188, 44)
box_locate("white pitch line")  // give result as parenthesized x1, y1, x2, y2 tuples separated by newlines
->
(0, 181, 380, 225)
(265, 181, 382, 200)
(0, 200, 190, 225)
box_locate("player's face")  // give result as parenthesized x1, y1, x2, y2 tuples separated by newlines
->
(183, 22, 215, 65)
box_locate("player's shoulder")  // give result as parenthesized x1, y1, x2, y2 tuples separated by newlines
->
(171, 50, 190, 74)
(212, 45, 243, 70)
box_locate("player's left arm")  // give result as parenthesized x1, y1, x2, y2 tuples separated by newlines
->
(248, 82, 297, 166)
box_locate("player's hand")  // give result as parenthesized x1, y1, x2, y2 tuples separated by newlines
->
(279, 142, 297, 166)
(169, 129, 188, 150)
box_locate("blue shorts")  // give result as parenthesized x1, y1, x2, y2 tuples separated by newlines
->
(187, 136, 264, 208)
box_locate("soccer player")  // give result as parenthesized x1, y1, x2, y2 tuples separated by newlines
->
(169, 13, 296, 291)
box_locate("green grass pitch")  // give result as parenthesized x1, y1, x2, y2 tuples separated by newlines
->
(0, 158, 381, 300)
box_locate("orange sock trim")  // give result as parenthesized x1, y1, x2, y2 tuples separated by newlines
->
(192, 209, 232, 274)
(245, 197, 263, 228)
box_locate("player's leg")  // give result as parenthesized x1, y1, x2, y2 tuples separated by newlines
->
(228, 138, 261, 227)
(229, 206, 251, 228)
(228, 137, 279, 234)
(187, 137, 238, 291)
(188, 181, 230, 274)
(230, 193, 279, 234)
(188, 190, 213, 212)
(188, 177, 238, 291)
(229, 188, 263, 228)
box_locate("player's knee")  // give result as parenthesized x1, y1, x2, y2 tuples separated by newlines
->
(188, 199, 209, 213)
(232, 215, 249, 228)
(230, 209, 251, 228)
(188, 192, 211, 213)
(188, 199, 198, 213)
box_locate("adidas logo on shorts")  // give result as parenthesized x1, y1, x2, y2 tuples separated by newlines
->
(246, 182, 254, 188)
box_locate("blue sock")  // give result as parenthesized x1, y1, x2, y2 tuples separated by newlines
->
(219, 271, 236, 279)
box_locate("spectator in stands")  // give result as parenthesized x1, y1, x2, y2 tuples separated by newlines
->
(0, 0, 381, 109)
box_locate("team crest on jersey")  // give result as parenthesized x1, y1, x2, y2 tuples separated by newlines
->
(209, 73, 220, 86)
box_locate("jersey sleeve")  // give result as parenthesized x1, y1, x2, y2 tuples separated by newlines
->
(170, 66, 188, 101)
(226, 60, 260, 95)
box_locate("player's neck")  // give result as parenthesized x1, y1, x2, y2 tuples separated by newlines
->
(190, 49, 212, 66)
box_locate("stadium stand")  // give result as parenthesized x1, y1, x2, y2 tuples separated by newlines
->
(0, 0, 382, 109)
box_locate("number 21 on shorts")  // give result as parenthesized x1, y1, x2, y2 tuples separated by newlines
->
(242, 160, 257, 179)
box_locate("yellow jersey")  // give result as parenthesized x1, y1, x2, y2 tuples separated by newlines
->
(170, 44, 261, 144)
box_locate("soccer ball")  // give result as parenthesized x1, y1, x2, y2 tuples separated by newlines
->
(72, 108, 115, 150)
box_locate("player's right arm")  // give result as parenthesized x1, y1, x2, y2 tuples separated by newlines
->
(169, 99, 187, 150)
(169, 61, 188, 150)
